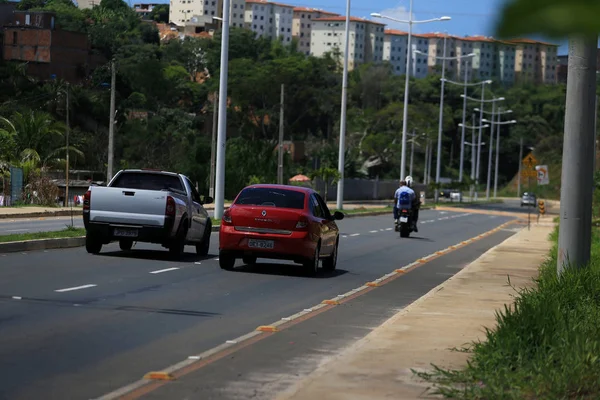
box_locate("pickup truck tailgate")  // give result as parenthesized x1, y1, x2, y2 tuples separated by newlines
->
(89, 186, 167, 227)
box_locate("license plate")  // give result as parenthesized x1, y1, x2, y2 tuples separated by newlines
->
(248, 239, 274, 249)
(114, 228, 138, 238)
(399, 217, 408, 223)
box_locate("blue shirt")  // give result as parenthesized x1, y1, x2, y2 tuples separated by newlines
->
(395, 186, 415, 208)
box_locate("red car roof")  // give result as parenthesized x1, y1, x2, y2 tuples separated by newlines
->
(243, 184, 315, 194)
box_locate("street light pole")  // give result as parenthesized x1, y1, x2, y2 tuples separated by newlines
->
(517, 136, 523, 197)
(336, 0, 351, 210)
(371, 10, 450, 181)
(209, 91, 217, 198)
(278, 83, 285, 185)
(485, 101, 496, 200)
(435, 35, 447, 203)
(410, 130, 415, 177)
(459, 63, 468, 182)
(489, 117, 517, 198)
(213, 0, 231, 220)
(107, 58, 116, 183)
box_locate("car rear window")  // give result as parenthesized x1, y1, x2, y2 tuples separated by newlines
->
(234, 187, 306, 209)
(111, 172, 184, 193)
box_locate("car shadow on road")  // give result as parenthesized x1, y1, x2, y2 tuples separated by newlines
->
(98, 249, 217, 263)
(230, 263, 348, 279)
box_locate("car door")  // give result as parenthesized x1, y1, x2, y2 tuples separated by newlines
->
(309, 194, 331, 255)
(315, 193, 338, 251)
(185, 178, 206, 241)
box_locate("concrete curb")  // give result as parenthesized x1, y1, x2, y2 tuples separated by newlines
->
(0, 237, 85, 253)
(0, 210, 83, 219)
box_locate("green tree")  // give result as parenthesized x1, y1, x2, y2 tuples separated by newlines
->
(149, 4, 169, 22)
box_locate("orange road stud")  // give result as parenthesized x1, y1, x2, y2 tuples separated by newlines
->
(144, 372, 175, 381)
(256, 325, 278, 332)
(322, 299, 340, 305)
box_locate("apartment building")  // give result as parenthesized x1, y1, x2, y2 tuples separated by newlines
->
(511, 38, 558, 84)
(411, 34, 430, 78)
(169, 0, 245, 28)
(292, 7, 339, 55)
(419, 33, 459, 79)
(383, 30, 408, 75)
(245, 0, 294, 43)
(310, 16, 384, 70)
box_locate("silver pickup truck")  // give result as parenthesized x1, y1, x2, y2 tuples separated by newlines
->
(83, 169, 213, 259)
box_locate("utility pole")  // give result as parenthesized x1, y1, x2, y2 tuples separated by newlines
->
(427, 141, 433, 185)
(213, 0, 231, 220)
(470, 113, 476, 199)
(65, 83, 70, 208)
(485, 101, 496, 200)
(409, 130, 415, 177)
(278, 83, 285, 185)
(557, 37, 598, 276)
(336, 0, 351, 210)
(107, 58, 116, 183)
(459, 63, 468, 182)
(475, 86, 485, 200)
(517, 136, 523, 197)
(493, 110, 501, 198)
(423, 139, 429, 184)
(434, 35, 447, 203)
(209, 91, 217, 198)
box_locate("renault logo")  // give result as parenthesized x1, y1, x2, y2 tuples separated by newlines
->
(261, 210, 267, 217)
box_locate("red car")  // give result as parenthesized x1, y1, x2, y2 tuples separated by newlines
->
(219, 184, 344, 275)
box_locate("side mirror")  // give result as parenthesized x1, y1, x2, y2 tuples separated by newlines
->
(333, 211, 345, 221)
(202, 196, 214, 204)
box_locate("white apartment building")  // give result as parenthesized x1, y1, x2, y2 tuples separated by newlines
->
(510, 39, 558, 84)
(292, 7, 339, 55)
(169, 0, 245, 28)
(411, 34, 429, 78)
(383, 29, 408, 75)
(495, 40, 516, 85)
(310, 16, 385, 70)
(245, 0, 294, 43)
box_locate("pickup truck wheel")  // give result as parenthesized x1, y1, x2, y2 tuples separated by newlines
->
(86, 233, 102, 254)
(169, 223, 187, 259)
(219, 253, 235, 270)
(196, 220, 212, 256)
(119, 240, 133, 251)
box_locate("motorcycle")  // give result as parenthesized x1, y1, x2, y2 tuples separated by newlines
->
(395, 207, 414, 238)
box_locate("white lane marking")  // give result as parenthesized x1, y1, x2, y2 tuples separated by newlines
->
(194, 262, 202, 265)
(342, 235, 348, 238)
(369, 230, 378, 233)
(12, 296, 21, 300)
(350, 233, 360, 237)
(149, 267, 180, 274)
(385, 228, 392, 231)
(55, 284, 97, 293)
(439, 211, 447, 214)
(438, 217, 449, 220)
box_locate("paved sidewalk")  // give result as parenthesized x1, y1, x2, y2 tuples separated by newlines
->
(275, 221, 555, 400)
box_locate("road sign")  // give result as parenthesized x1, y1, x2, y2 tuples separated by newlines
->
(520, 169, 537, 179)
(536, 165, 549, 185)
(522, 153, 538, 169)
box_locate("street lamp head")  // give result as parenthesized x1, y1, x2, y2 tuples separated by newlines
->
(510, 120, 517, 123)
(466, 52, 476, 57)
(481, 118, 490, 123)
(484, 80, 493, 84)
(506, 110, 513, 113)
(212, 16, 223, 20)
(483, 125, 489, 128)
(498, 97, 505, 101)
(474, 108, 480, 112)
(460, 94, 465, 98)
(370, 12, 382, 18)
(439, 16, 451, 21)
(458, 123, 464, 127)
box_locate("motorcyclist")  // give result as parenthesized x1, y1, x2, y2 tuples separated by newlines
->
(394, 179, 417, 232)
(405, 175, 420, 232)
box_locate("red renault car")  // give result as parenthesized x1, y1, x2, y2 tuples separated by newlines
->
(219, 184, 344, 275)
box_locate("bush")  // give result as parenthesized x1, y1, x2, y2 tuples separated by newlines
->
(418, 226, 600, 399)
(23, 172, 59, 207)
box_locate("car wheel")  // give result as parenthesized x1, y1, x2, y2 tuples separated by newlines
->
(196, 220, 212, 256)
(119, 240, 133, 251)
(169, 223, 187, 260)
(303, 244, 320, 276)
(85, 232, 102, 254)
(322, 240, 338, 271)
(219, 252, 235, 270)
(242, 256, 257, 265)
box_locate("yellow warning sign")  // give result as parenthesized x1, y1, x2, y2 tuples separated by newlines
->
(522, 154, 538, 169)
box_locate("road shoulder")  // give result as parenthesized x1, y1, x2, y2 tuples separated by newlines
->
(275, 222, 555, 400)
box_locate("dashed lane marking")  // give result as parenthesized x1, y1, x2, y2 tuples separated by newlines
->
(55, 284, 97, 293)
(149, 267, 180, 274)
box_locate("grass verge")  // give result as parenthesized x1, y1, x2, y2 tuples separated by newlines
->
(416, 225, 600, 399)
(0, 226, 85, 243)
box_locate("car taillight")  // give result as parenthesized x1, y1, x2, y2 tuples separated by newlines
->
(295, 217, 308, 229)
(401, 209, 408, 213)
(222, 210, 232, 224)
(83, 190, 91, 211)
(165, 195, 176, 217)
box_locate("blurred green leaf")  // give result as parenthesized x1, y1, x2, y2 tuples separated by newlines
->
(495, 0, 600, 38)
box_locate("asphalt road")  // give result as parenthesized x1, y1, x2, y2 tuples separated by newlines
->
(0, 210, 516, 400)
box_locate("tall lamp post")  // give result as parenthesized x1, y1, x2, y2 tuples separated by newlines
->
(459, 121, 489, 198)
(371, 8, 450, 181)
(443, 79, 492, 182)
(336, 0, 352, 210)
(213, 2, 231, 220)
(415, 43, 475, 202)
(461, 94, 504, 199)
(482, 116, 517, 198)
